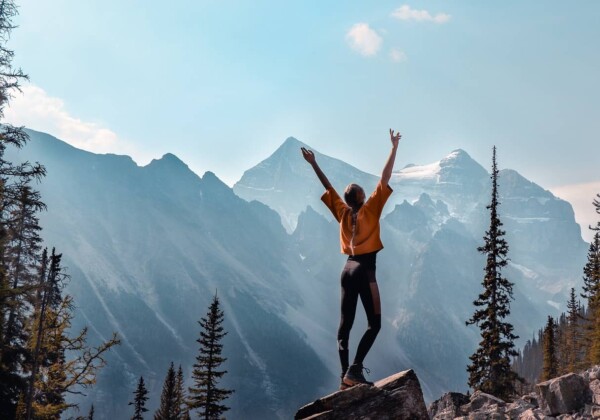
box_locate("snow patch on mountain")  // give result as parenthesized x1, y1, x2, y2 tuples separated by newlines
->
(393, 161, 441, 181)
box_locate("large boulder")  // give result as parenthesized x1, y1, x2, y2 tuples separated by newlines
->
(429, 392, 470, 419)
(461, 390, 506, 413)
(537, 373, 589, 416)
(295, 369, 429, 419)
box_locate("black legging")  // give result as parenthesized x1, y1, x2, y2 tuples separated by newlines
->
(337, 251, 382, 374)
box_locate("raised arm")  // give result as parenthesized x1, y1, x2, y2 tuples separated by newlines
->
(381, 129, 401, 186)
(301, 147, 333, 190)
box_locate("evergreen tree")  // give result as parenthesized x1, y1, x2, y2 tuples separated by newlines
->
(466, 146, 520, 400)
(188, 292, 234, 419)
(582, 207, 600, 365)
(129, 376, 149, 420)
(155, 362, 177, 420)
(541, 316, 558, 380)
(565, 288, 583, 371)
(0, 1, 46, 415)
(174, 365, 189, 419)
(88, 404, 95, 420)
(3, 185, 45, 379)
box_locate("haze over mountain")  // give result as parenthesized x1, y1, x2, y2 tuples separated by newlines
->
(6, 130, 589, 419)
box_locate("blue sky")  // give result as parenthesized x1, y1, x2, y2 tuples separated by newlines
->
(5, 0, 600, 237)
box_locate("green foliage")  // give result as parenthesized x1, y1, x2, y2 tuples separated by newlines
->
(0, 1, 47, 415)
(174, 365, 189, 419)
(130, 376, 149, 420)
(188, 292, 234, 419)
(541, 316, 558, 381)
(563, 288, 584, 372)
(466, 147, 520, 401)
(582, 227, 600, 365)
(155, 362, 178, 420)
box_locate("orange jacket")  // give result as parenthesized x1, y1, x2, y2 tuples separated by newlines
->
(321, 180, 393, 255)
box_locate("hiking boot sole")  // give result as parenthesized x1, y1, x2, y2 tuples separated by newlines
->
(342, 376, 373, 387)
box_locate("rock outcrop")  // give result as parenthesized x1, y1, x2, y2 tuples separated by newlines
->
(537, 372, 589, 416)
(295, 369, 429, 419)
(429, 365, 600, 419)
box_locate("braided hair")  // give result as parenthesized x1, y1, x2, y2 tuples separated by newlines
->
(344, 184, 364, 256)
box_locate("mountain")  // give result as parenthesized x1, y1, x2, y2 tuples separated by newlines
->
(234, 137, 378, 232)
(5, 130, 589, 419)
(6, 129, 333, 419)
(232, 139, 588, 398)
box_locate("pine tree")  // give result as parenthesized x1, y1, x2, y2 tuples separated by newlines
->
(155, 362, 177, 419)
(129, 376, 149, 420)
(541, 316, 558, 380)
(466, 146, 520, 401)
(188, 292, 234, 419)
(3, 185, 45, 379)
(565, 288, 583, 371)
(174, 365, 189, 419)
(582, 208, 600, 365)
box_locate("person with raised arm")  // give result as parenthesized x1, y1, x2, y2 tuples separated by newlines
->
(301, 129, 401, 389)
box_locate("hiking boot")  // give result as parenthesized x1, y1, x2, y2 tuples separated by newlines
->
(343, 363, 373, 386)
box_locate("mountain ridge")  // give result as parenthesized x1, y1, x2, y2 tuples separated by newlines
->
(3, 129, 590, 419)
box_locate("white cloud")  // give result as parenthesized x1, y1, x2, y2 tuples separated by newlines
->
(3, 84, 149, 162)
(550, 181, 600, 242)
(346, 23, 382, 56)
(389, 48, 407, 63)
(391, 5, 451, 24)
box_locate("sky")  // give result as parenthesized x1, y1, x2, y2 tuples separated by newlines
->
(4, 0, 599, 239)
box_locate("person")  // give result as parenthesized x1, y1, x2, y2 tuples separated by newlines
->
(301, 129, 401, 390)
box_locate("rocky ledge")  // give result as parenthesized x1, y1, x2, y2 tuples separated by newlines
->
(295, 366, 600, 419)
(295, 369, 429, 419)
(429, 366, 600, 419)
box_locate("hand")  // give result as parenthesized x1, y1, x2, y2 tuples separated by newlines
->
(389, 129, 401, 148)
(301, 147, 316, 165)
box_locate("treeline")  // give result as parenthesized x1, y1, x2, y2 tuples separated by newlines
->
(0, 2, 120, 418)
(513, 195, 600, 388)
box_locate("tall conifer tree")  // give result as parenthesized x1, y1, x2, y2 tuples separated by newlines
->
(188, 292, 233, 419)
(466, 146, 520, 400)
(129, 376, 149, 420)
(565, 288, 583, 371)
(174, 365, 189, 419)
(541, 316, 558, 381)
(582, 203, 600, 364)
(155, 362, 177, 420)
